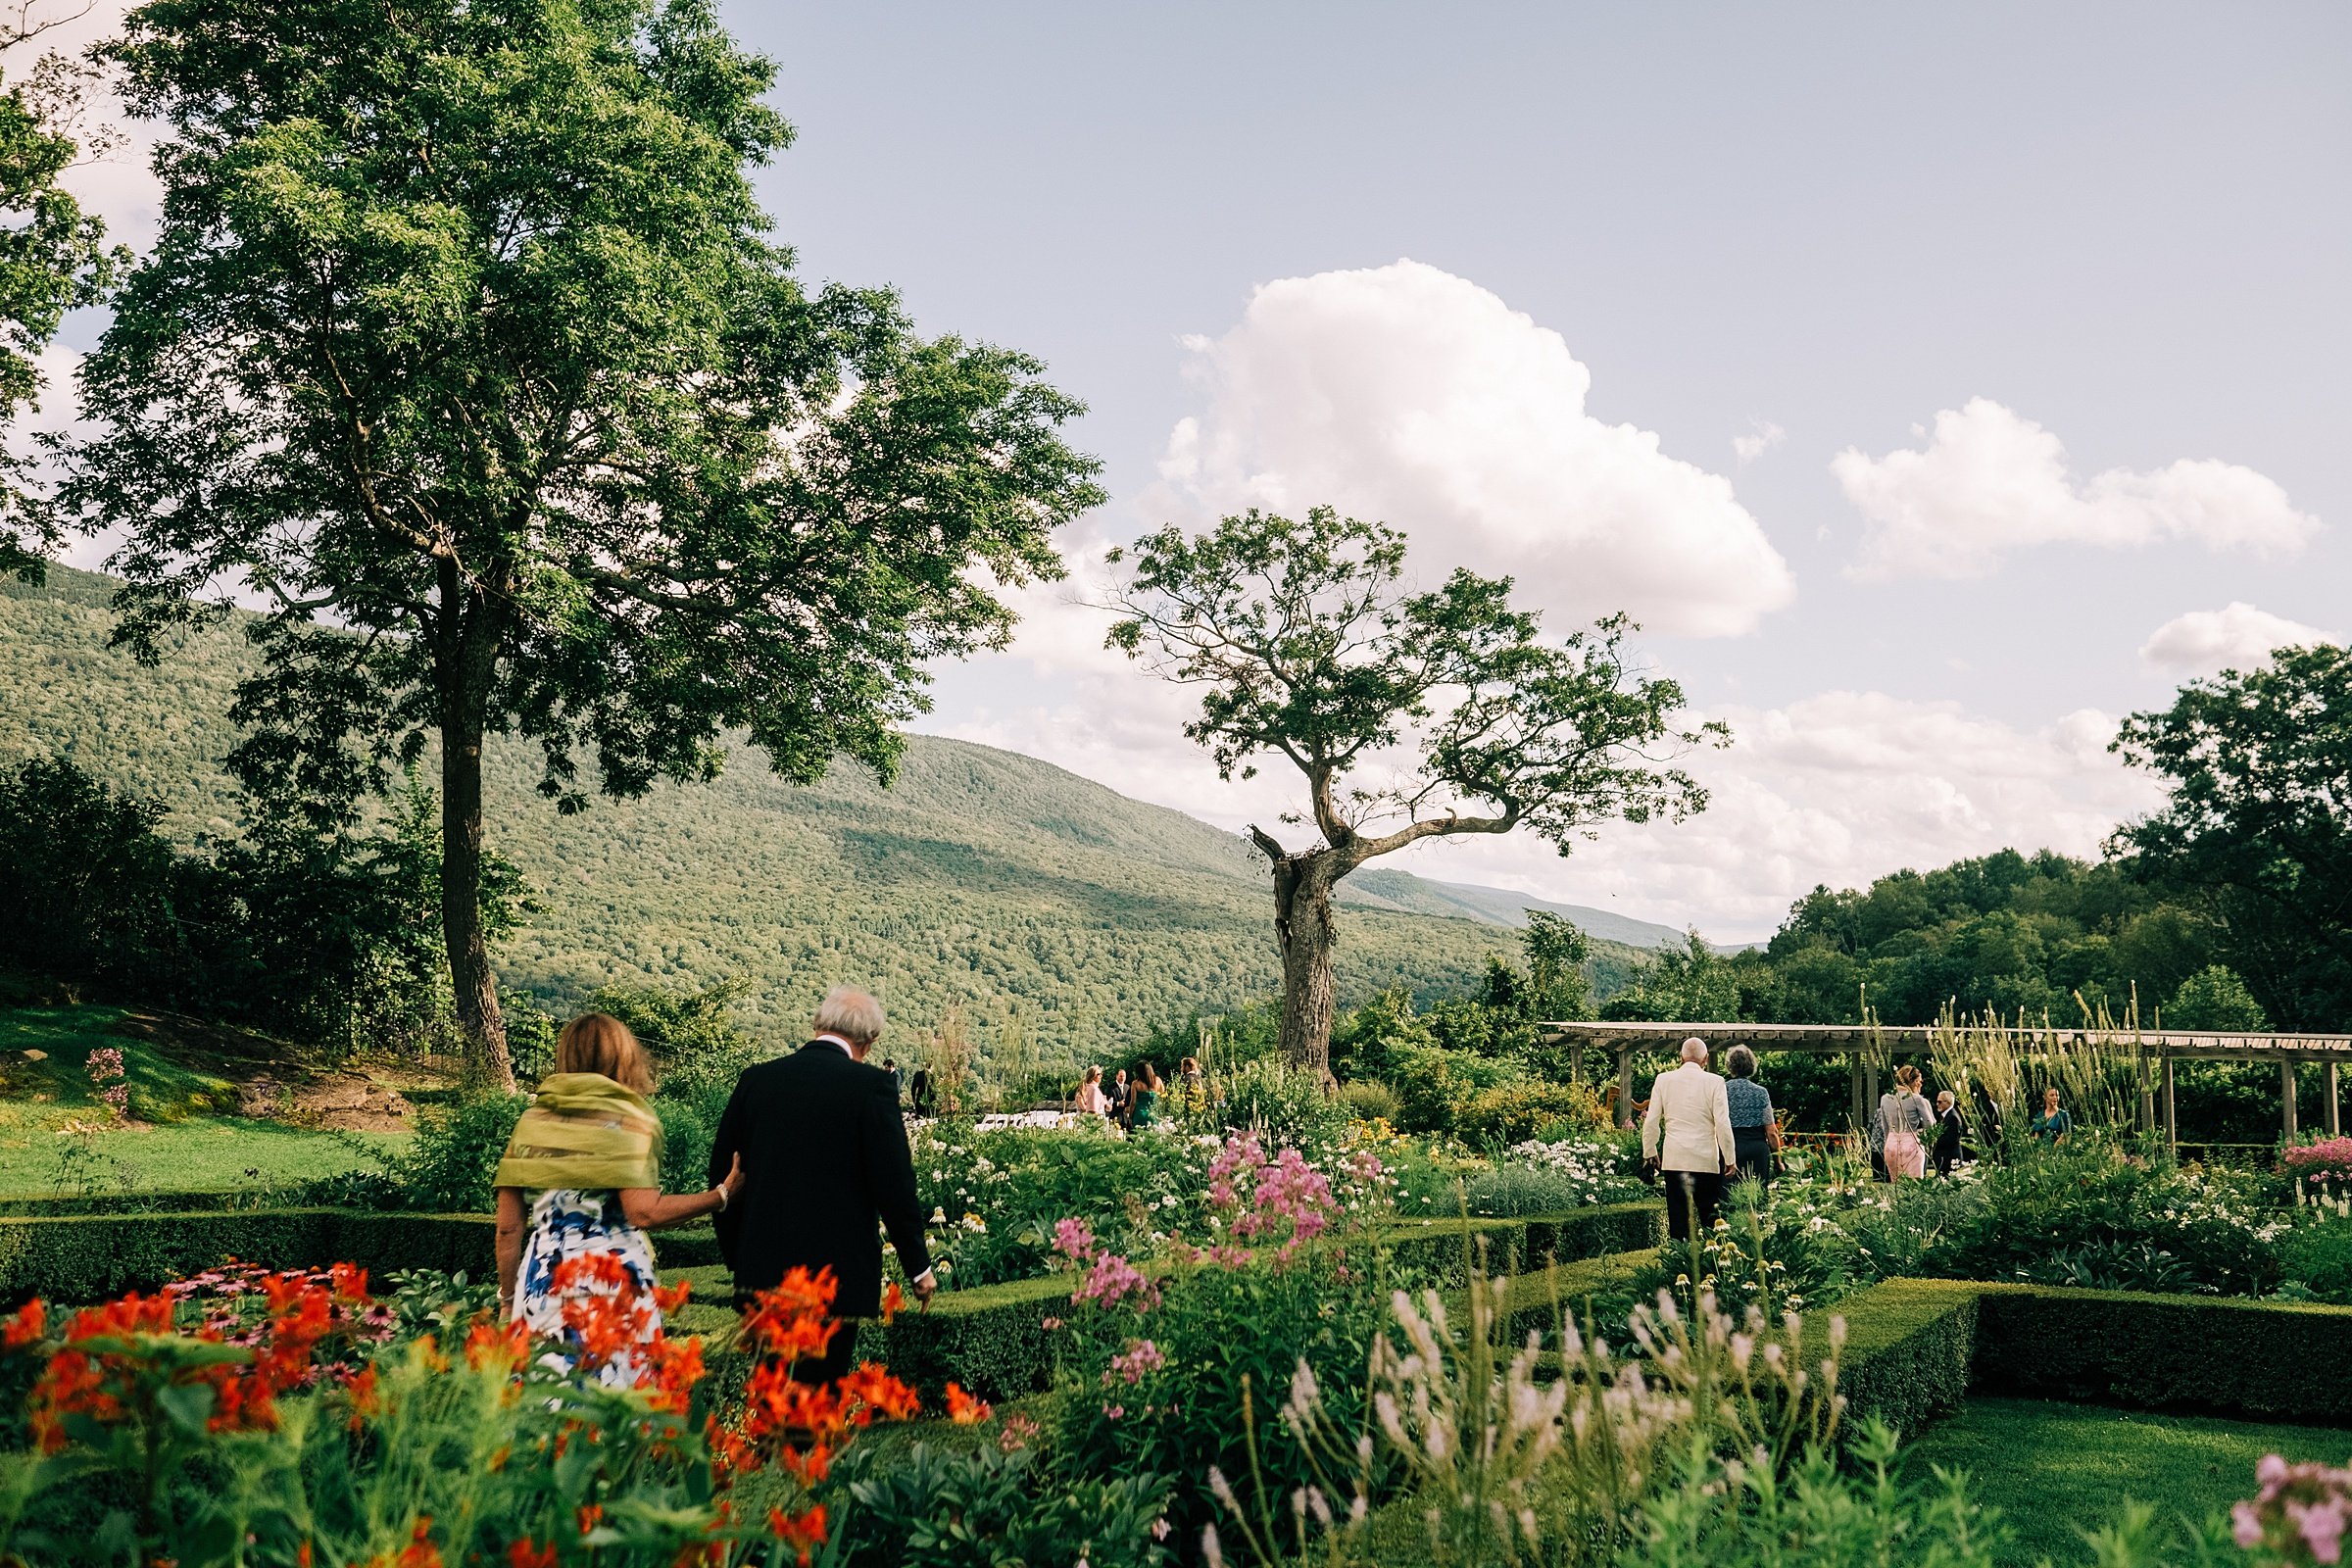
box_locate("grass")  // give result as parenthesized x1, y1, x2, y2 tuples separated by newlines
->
(0, 1004, 240, 1130)
(1901, 1397, 2350, 1566)
(0, 1118, 406, 1198)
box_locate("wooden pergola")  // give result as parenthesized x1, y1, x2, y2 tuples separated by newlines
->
(1538, 1020, 2352, 1145)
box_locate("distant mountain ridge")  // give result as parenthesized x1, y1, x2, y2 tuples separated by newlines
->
(0, 565, 1687, 1060)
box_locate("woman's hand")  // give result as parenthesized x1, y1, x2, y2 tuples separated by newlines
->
(717, 1152, 746, 1205)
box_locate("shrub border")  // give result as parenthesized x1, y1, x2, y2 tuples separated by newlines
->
(1812, 1278, 2352, 1432)
(0, 1208, 726, 1304)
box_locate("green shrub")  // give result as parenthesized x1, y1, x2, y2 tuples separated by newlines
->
(1332, 1078, 1398, 1124)
(397, 1091, 528, 1213)
(1451, 1080, 1599, 1148)
(2279, 1216, 2352, 1302)
(830, 1440, 1174, 1568)
(1209, 1057, 1350, 1147)
(1388, 1039, 1519, 1136)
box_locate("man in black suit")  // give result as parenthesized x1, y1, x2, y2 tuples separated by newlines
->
(708, 984, 935, 1383)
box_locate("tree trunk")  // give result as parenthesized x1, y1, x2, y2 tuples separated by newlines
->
(437, 575, 515, 1093)
(441, 709, 515, 1092)
(1262, 839, 1341, 1075)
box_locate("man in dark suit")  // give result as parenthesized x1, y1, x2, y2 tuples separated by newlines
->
(709, 984, 935, 1383)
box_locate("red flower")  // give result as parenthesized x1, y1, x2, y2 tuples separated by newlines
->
(506, 1539, 559, 1568)
(396, 1517, 442, 1568)
(944, 1382, 993, 1425)
(2, 1299, 45, 1350)
(767, 1505, 828, 1566)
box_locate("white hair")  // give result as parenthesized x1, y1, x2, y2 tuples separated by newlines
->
(1680, 1037, 1710, 1064)
(813, 985, 885, 1046)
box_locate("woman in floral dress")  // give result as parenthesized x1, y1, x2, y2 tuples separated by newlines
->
(493, 1013, 744, 1384)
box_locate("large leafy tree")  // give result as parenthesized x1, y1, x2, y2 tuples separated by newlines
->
(1106, 506, 1720, 1070)
(2112, 644, 2352, 1031)
(68, 0, 1102, 1085)
(0, 7, 120, 577)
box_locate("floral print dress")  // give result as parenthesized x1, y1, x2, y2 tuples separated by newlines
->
(512, 1188, 662, 1387)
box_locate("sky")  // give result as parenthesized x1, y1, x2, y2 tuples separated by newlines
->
(43, 2, 2352, 942)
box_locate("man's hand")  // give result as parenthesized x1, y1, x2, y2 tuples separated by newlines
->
(1723, 1162, 1740, 1178)
(912, 1270, 938, 1312)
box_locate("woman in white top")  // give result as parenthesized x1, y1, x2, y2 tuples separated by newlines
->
(1074, 1065, 1109, 1116)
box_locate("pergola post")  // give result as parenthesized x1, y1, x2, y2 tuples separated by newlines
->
(1566, 1035, 1584, 1086)
(1864, 1061, 1881, 1122)
(2162, 1054, 2177, 1149)
(2138, 1048, 2157, 1135)
(1615, 1045, 1635, 1131)
(2283, 1060, 2300, 1144)
(1850, 1054, 1867, 1134)
(2328, 1061, 2341, 1139)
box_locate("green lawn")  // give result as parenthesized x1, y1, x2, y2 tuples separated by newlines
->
(0, 1117, 407, 1199)
(1902, 1397, 2351, 1565)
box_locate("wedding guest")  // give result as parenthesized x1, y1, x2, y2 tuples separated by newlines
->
(1075, 1065, 1109, 1116)
(1641, 1038, 1740, 1242)
(494, 1013, 745, 1383)
(907, 1064, 936, 1118)
(1105, 1068, 1131, 1130)
(1933, 1089, 1970, 1176)
(1129, 1063, 1163, 1130)
(1878, 1065, 1935, 1182)
(1723, 1046, 1779, 1187)
(707, 986, 935, 1384)
(2031, 1086, 2073, 1146)
(1177, 1055, 1208, 1116)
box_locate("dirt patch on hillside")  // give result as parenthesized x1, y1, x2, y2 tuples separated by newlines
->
(108, 1008, 453, 1132)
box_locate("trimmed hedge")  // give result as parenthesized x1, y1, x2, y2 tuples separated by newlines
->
(1802, 1278, 1980, 1437)
(1809, 1277, 2352, 1434)
(1972, 1283, 2352, 1424)
(0, 1208, 725, 1303)
(1383, 1201, 1665, 1282)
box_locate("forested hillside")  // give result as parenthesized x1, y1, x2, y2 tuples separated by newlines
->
(0, 567, 1652, 1063)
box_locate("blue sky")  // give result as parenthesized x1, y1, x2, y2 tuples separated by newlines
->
(709, 3, 2352, 938)
(53, 2, 2352, 940)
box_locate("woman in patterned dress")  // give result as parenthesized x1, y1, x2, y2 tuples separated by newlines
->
(492, 1013, 745, 1384)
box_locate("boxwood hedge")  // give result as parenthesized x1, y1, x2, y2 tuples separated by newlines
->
(0, 1208, 724, 1303)
(1812, 1277, 2352, 1433)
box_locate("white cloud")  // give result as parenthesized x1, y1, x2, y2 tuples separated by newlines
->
(2138, 602, 2339, 675)
(1388, 690, 2162, 939)
(1835, 397, 2321, 580)
(1732, 420, 1785, 464)
(1152, 259, 1795, 637)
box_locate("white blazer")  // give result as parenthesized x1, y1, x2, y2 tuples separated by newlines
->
(1641, 1062, 1740, 1174)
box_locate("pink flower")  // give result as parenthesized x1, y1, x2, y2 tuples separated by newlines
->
(2238, 1504, 2267, 1550)
(1103, 1339, 1166, 1385)
(2292, 1500, 2348, 1565)
(1072, 1252, 1160, 1311)
(1054, 1217, 1097, 1262)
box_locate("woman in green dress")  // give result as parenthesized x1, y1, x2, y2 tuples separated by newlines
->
(1128, 1063, 1163, 1131)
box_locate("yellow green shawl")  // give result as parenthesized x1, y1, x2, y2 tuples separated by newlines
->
(494, 1072, 664, 1192)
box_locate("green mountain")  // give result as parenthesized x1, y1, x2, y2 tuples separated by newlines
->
(1, 566, 1650, 1064)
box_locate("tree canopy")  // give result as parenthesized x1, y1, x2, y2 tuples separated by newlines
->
(1106, 505, 1717, 1067)
(0, 10, 120, 577)
(2112, 643, 2352, 1030)
(66, 0, 1102, 1082)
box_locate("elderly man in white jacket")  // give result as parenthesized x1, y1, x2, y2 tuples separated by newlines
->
(1641, 1037, 1740, 1242)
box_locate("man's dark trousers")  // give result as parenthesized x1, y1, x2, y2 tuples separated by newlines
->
(1662, 1168, 1722, 1242)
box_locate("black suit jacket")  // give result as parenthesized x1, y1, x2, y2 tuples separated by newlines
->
(708, 1042, 932, 1317)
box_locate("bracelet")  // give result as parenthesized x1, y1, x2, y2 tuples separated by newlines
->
(710, 1185, 729, 1214)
